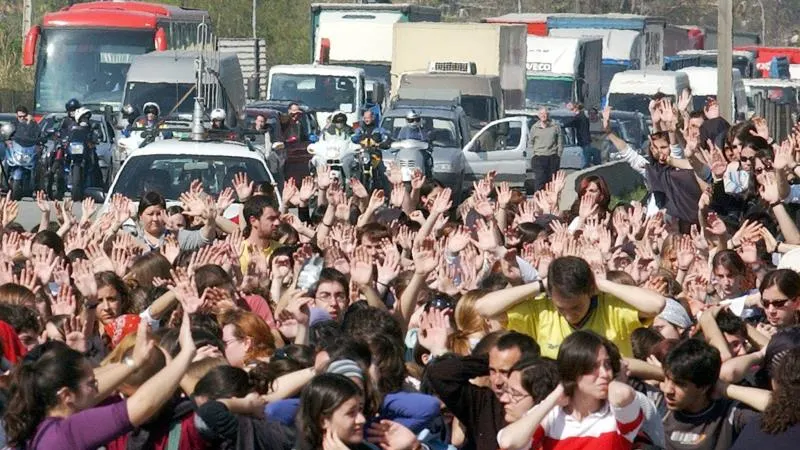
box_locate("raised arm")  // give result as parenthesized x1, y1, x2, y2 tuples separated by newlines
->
(595, 278, 666, 318)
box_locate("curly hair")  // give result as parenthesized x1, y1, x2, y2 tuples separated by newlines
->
(761, 347, 800, 434)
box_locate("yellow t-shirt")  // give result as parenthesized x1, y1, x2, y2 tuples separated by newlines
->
(507, 292, 650, 359)
(239, 240, 281, 274)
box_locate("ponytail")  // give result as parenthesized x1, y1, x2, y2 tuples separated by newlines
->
(3, 343, 85, 446)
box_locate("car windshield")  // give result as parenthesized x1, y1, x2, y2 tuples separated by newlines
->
(124, 82, 196, 117)
(525, 78, 572, 108)
(112, 153, 269, 201)
(381, 116, 459, 147)
(608, 93, 670, 116)
(269, 74, 357, 112)
(35, 28, 154, 113)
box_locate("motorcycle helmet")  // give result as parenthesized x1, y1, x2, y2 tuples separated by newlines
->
(210, 108, 226, 121)
(74, 107, 92, 125)
(122, 104, 139, 120)
(65, 98, 81, 113)
(332, 112, 347, 128)
(405, 110, 420, 122)
(143, 102, 160, 116)
(0, 122, 14, 139)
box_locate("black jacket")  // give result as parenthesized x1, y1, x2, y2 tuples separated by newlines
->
(11, 119, 40, 147)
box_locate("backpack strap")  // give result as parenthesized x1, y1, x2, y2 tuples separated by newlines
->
(166, 419, 182, 450)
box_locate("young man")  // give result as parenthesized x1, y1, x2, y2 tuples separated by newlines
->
(475, 256, 666, 358)
(661, 339, 758, 450)
(425, 331, 539, 450)
(240, 195, 281, 272)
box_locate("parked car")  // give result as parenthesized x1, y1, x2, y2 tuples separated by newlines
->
(245, 100, 321, 182)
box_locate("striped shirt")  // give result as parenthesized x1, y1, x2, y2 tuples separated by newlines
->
(531, 400, 644, 450)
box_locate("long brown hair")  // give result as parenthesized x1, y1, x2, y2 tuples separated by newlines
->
(761, 347, 800, 434)
(219, 309, 275, 363)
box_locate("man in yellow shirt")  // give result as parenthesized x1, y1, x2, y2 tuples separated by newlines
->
(240, 195, 282, 272)
(474, 256, 667, 358)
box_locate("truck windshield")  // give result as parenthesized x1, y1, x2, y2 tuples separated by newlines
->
(601, 64, 629, 97)
(347, 63, 391, 88)
(382, 116, 459, 147)
(748, 86, 798, 105)
(694, 55, 752, 78)
(461, 96, 494, 126)
(269, 74, 358, 112)
(35, 28, 154, 113)
(525, 78, 572, 108)
(124, 83, 196, 117)
(607, 93, 669, 116)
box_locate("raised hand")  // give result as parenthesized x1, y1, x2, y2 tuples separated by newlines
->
(31, 247, 59, 285)
(216, 187, 235, 212)
(35, 191, 50, 214)
(578, 193, 598, 220)
(349, 247, 374, 287)
(51, 283, 77, 316)
(233, 172, 254, 202)
(317, 164, 333, 190)
(349, 178, 369, 200)
(430, 187, 452, 216)
(282, 177, 298, 207)
(390, 183, 406, 208)
(412, 238, 437, 275)
(475, 218, 499, 252)
(71, 258, 97, 300)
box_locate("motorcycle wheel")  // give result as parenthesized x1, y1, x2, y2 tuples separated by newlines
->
(10, 178, 23, 201)
(51, 160, 65, 201)
(71, 166, 84, 201)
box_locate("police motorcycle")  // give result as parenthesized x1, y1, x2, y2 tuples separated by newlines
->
(1, 121, 45, 201)
(307, 112, 359, 181)
(386, 111, 434, 182)
(58, 107, 103, 201)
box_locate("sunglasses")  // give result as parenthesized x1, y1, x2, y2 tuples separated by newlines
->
(17, 115, 26, 119)
(763, 298, 792, 309)
(424, 295, 454, 312)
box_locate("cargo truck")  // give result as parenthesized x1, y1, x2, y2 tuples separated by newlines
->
(676, 49, 758, 79)
(524, 36, 602, 110)
(310, 3, 440, 96)
(664, 25, 704, 56)
(391, 22, 527, 115)
(678, 67, 748, 120)
(483, 13, 550, 36)
(546, 14, 666, 99)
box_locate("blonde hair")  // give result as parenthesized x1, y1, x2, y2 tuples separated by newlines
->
(449, 289, 489, 356)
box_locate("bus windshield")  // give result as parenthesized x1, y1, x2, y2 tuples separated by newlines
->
(269, 74, 358, 112)
(35, 28, 154, 113)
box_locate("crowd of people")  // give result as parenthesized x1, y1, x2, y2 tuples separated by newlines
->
(0, 90, 800, 450)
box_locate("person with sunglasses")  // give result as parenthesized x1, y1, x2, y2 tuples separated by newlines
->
(10, 105, 39, 150)
(759, 269, 800, 331)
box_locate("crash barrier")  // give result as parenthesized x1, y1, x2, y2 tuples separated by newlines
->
(558, 160, 645, 211)
(751, 93, 796, 143)
(0, 90, 33, 113)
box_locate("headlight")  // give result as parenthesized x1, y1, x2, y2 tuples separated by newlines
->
(9, 150, 33, 166)
(434, 162, 452, 172)
(69, 143, 85, 155)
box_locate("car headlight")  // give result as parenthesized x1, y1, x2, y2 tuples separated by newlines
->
(434, 162, 452, 172)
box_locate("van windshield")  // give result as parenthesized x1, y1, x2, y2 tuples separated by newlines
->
(607, 93, 673, 116)
(124, 82, 195, 117)
(269, 74, 358, 112)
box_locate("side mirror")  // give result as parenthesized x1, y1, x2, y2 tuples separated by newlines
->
(84, 187, 105, 203)
(246, 76, 259, 100)
(307, 143, 317, 155)
(309, 134, 319, 143)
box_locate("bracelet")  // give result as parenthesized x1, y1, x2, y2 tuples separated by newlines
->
(377, 281, 388, 287)
(770, 200, 782, 208)
(322, 221, 333, 227)
(678, 266, 690, 272)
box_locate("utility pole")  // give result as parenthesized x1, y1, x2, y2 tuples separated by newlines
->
(252, 0, 257, 39)
(23, 0, 32, 36)
(718, 0, 733, 122)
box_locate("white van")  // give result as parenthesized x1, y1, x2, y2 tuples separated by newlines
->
(123, 51, 246, 127)
(678, 66, 748, 120)
(606, 70, 691, 119)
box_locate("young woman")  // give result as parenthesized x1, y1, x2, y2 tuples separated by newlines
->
(3, 314, 196, 449)
(124, 191, 217, 252)
(568, 176, 611, 233)
(759, 269, 800, 329)
(497, 331, 643, 450)
(296, 373, 375, 450)
(220, 309, 276, 369)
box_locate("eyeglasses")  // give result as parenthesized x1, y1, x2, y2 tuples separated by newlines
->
(763, 298, 793, 309)
(17, 114, 26, 119)
(316, 292, 347, 303)
(741, 156, 756, 163)
(501, 387, 531, 403)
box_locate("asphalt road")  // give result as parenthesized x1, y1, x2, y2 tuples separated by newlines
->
(13, 198, 86, 231)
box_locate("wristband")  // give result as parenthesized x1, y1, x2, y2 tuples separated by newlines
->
(322, 221, 333, 227)
(770, 200, 782, 208)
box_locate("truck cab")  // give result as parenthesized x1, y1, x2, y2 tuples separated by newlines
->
(524, 36, 602, 110)
(267, 64, 366, 128)
(395, 62, 503, 130)
(606, 70, 691, 124)
(678, 67, 748, 120)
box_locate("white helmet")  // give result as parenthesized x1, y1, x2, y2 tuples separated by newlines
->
(143, 102, 160, 116)
(74, 107, 92, 123)
(0, 122, 14, 139)
(210, 108, 226, 121)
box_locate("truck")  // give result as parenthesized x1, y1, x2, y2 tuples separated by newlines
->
(678, 67, 748, 120)
(482, 13, 550, 36)
(546, 14, 666, 99)
(676, 49, 758, 79)
(606, 70, 691, 123)
(391, 22, 527, 118)
(704, 27, 760, 49)
(524, 36, 602, 110)
(664, 25, 705, 56)
(735, 46, 800, 78)
(310, 3, 440, 97)
(266, 64, 366, 128)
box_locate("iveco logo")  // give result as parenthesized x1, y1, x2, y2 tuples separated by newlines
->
(526, 62, 552, 71)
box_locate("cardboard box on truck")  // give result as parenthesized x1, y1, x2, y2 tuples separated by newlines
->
(391, 22, 527, 110)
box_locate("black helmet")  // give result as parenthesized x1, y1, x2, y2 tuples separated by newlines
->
(65, 98, 81, 113)
(332, 112, 347, 124)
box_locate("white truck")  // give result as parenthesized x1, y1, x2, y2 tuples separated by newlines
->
(266, 64, 366, 128)
(606, 70, 691, 124)
(524, 36, 602, 110)
(310, 2, 440, 101)
(391, 22, 527, 113)
(678, 66, 748, 121)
